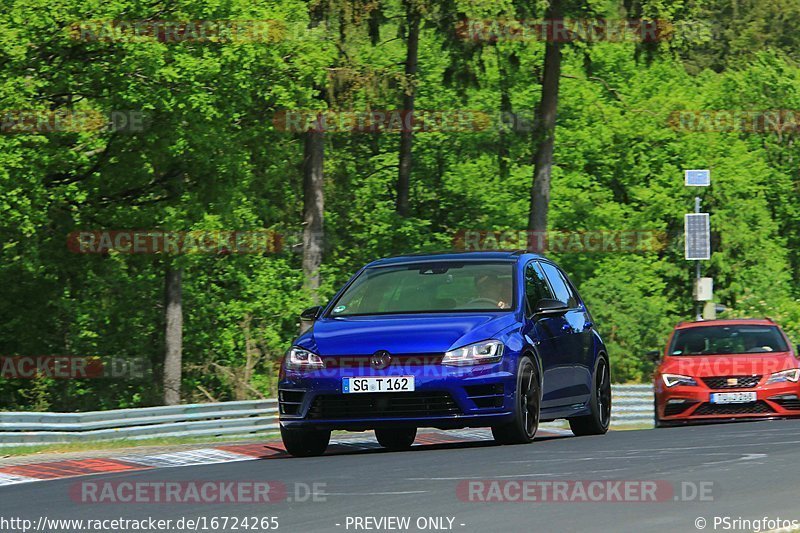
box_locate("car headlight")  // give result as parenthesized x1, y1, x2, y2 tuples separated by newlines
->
(442, 340, 504, 366)
(285, 347, 324, 370)
(662, 373, 698, 387)
(766, 369, 800, 384)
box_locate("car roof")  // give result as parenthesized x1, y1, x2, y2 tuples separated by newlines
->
(365, 250, 546, 268)
(674, 318, 780, 330)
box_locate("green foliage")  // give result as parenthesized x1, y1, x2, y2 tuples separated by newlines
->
(1, 0, 799, 409)
(579, 255, 679, 382)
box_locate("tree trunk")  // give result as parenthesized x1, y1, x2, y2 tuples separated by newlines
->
(163, 266, 183, 405)
(236, 314, 259, 401)
(528, 0, 563, 233)
(497, 53, 513, 182)
(368, 3, 382, 45)
(396, 0, 420, 217)
(302, 130, 325, 302)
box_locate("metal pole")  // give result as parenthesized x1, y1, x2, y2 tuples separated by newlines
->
(695, 197, 702, 321)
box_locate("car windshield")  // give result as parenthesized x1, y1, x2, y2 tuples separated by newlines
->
(668, 325, 789, 356)
(328, 261, 515, 316)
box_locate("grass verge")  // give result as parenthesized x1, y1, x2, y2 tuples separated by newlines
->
(0, 432, 280, 458)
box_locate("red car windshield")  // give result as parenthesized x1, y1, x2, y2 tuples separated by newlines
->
(669, 325, 789, 356)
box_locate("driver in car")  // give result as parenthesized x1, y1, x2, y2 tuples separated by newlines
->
(475, 273, 512, 309)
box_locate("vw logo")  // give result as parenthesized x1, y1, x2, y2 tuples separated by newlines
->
(371, 351, 392, 370)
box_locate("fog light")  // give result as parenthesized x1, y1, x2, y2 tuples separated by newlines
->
(769, 394, 799, 400)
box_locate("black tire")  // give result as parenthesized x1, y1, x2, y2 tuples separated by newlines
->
(569, 356, 611, 436)
(375, 428, 417, 450)
(654, 399, 665, 428)
(491, 357, 540, 445)
(280, 425, 331, 457)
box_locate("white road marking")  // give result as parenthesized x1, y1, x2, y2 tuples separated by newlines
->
(116, 448, 256, 467)
(700, 453, 768, 466)
(0, 473, 42, 486)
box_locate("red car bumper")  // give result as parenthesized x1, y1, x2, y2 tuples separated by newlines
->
(655, 380, 800, 423)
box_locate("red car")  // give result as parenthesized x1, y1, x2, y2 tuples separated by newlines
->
(654, 318, 799, 427)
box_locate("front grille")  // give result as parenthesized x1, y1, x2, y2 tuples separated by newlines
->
(664, 401, 697, 416)
(465, 384, 504, 409)
(278, 389, 305, 416)
(772, 398, 800, 410)
(322, 355, 443, 369)
(701, 376, 761, 389)
(693, 401, 773, 416)
(307, 392, 460, 419)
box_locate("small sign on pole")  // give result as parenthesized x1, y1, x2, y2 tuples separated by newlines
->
(685, 169, 711, 187)
(685, 213, 711, 260)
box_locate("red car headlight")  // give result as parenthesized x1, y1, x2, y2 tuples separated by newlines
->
(766, 369, 800, 385)
(662, 373, 698, 387)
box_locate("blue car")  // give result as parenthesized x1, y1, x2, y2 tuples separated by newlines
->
(278, 251, 611, 456)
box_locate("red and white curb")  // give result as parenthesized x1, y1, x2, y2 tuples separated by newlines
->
(0, 428, 571, 487)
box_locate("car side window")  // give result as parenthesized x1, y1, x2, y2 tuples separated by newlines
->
(557, 269, 582, 309)
(540, 263, 578, 308)
(525, 262, 553, 313)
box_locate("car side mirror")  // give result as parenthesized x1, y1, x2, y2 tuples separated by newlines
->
(645, 350, 661, 363)
(299, 305, 323, 334)
(300, 305, 323, 321)
(533, 298, 568, 316)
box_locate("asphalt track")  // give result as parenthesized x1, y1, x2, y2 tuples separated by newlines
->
(3, 420, 800, 533)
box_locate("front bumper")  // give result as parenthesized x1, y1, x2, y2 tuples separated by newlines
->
(656, 379, 800, 422)
(278, 359, 517, 431)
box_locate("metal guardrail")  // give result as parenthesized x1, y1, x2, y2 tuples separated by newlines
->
(538, 384, 655, 431)
(0, 400, 279, 446)
(0, 386, 655, 446)
(610, 384, 654, 427)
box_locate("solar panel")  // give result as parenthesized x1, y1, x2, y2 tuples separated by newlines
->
(685, 169, 710, 186)
(685, 213, 711, 260)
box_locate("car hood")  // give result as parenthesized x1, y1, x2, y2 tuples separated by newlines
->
(660, 352, 798, 377)
(300, 313, 518, 356)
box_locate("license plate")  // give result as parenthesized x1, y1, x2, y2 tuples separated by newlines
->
(710, 392, 757, 404)
(342, 376, 415, 394)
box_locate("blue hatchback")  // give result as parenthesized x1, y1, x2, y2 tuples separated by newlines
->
(278, 251, 611, 456)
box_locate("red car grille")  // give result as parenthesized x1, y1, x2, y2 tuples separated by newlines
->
(693, 401, 773, 416)
(701, 376, 761, 389)
(772, 398, 800, 410)
(664, 401, 698, 416)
